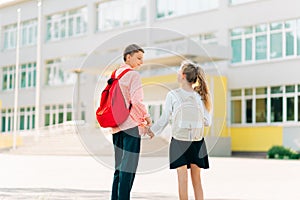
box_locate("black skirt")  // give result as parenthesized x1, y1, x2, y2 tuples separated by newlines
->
(169, 137, 209, 169)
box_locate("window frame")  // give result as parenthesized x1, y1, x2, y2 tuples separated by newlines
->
(0, 107, 35, 133)
(230, 84, 300, 126)
(44, 59, 76, 86)
(96, 0, 146, 31)
(46, 7, 87, 42)
(230, 18, 300, 65)
(3, 19, 38, 50)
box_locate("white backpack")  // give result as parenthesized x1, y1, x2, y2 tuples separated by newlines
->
(172, 89, 204, 141)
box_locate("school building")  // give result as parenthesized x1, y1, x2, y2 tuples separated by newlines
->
(0, 0, 299, 156)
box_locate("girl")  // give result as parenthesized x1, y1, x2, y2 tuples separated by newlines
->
(148, 60, 212, 200)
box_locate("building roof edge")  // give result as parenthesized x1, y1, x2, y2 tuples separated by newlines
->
(0, 0, 30, 9)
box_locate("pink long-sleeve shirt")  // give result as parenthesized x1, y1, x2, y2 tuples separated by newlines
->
(110, 64, 149, 135)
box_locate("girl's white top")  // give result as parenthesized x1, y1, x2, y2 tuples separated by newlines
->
(150, 88, 212, 138)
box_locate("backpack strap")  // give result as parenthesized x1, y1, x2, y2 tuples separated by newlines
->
(111, 70, 117, 79)
(111, 68, 132, 79)
(110, 68, 132, 110)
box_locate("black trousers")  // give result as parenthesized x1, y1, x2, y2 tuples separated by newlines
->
(111, 126, 141, 200)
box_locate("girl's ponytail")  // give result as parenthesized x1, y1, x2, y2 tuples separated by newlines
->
(180, 60, 212, 112)
(194, 66, 212, 112)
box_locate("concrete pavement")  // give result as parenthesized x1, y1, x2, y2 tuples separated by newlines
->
(0, 154, 300, 200)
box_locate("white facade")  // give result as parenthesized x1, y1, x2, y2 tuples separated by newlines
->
(0, 0, 300, 139)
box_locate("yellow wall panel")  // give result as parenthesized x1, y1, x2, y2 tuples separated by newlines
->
(211, 76, 228, 137)
(0, 135, 23, 149)
(142, 74, 177, 84)
(231, 126, 282, 151)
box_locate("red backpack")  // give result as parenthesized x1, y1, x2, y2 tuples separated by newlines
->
(96, 69, 132, 128)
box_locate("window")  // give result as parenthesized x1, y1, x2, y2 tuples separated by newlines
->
(45, 59, 76, 86)
(46, 7, 87, 41)
(1, 109, 13, 132)
(0, 107, 34, 133)
(3, 19, 37, 49)
(286, 85, 295, 93)
(245, 88, 253, 96)
(231, 39, 242, 63)
(231, 84, 300, 125)
(20, 108, 25, 130)
(246, 99, 253, 123)
(2, 66, 15, 91)
(271, 97, 283, 122)
(81, 102, 86, 121)
(52, 105, 56, 125)
(245, 38, 252, 61)
(255, 87, 267, 123)
(271, 86, 283, 94)
(2, 62, 36, 91)
(256, 87, 267, 95)
(230, 90, 242, 124)
(97, 0, 146, 31)
(298, 96, 300, 121)
(256, 98, 267, 123)
(297, 19, 300, 55)
(45, 106, 50, 126)
(286, 85, 296, 121)
(21, 19, 37, 46)
(58, 105, 64, 124)
(285, 20, 296, 56)
(7, 109, 13, 132)
(1, 109, 7, 132)
(230, 18, 300, 64)
(286, 97, 295, 121)
(255, 24, 267, 60)
(156, 0, 218, 19)
(3, 24, 17, 49)
(270, 22, 283, 59)
(19, 62, 36, 88)
(231, 89, 242, 97)
(245, 88, 253, 123)
(44, 103, 76, 126)
(231, 100, 242, 123)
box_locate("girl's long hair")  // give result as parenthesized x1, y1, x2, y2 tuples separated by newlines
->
(181, 61, 212, 112)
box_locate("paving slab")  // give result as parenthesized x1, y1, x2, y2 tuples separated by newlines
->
(0, 154, 299, 200)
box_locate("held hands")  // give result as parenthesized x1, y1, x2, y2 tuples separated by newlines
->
(144, 117, 154, 139)
(145, 117, 152, 127)
(146, 126, 155, 139)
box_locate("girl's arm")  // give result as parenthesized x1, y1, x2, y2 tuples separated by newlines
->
(150, 92, 173, 135)
(203, 101, 212, 126)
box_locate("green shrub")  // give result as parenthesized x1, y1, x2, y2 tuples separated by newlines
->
(267, 145, 300, 160)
